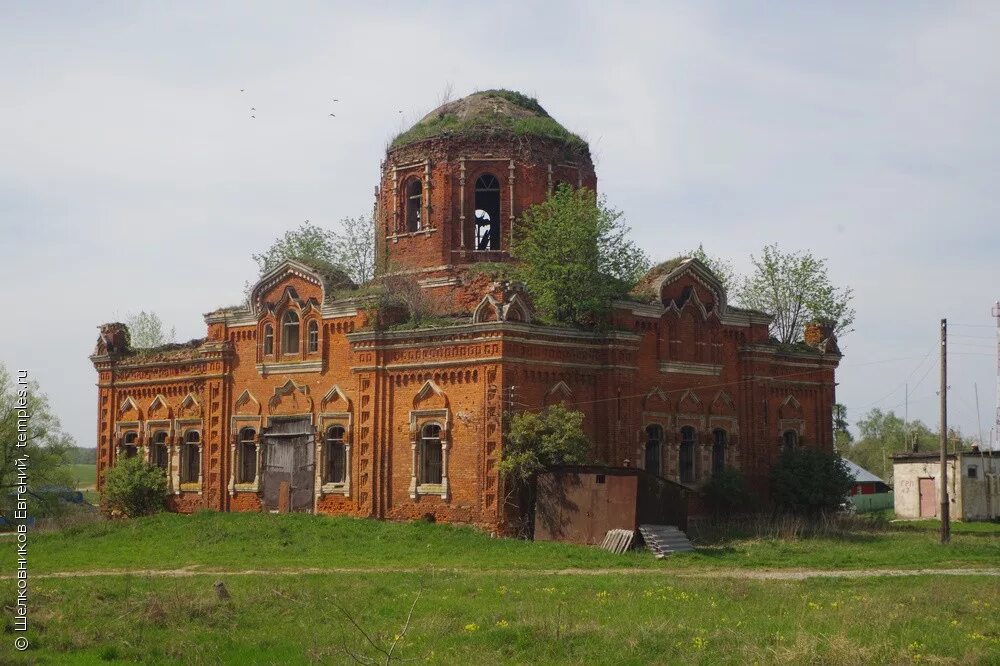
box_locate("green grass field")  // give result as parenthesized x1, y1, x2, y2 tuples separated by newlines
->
(63, 464, 96, 489)
(4, 512, 997, 574)
(2, 513, 998, 664)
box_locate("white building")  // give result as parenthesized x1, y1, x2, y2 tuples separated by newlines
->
(892, 450, 1000, 521)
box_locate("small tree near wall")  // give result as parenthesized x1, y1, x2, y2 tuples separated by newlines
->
(103, 456, 167, 518)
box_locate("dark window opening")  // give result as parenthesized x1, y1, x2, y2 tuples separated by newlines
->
(405, 178, 422, 232)
(679, 426, 696, 484)
(152, 431, 169, 469)
(326, 425, 347, 483)
(238, 428, 257, 484)
(645, 424, 663, 476)
(282, 311, 300, 355)
(263, 324, 274, 355)
(420, 423, 443, 485)
(182, 431, 200, 483)
(968, 466, 978, 479)
(307, 320, 319, 353)
(782, 430, 799, 453)
(712, 429, 727, 476)
(474, 174, 501, 251)
(122, 431, 138, 459)
(596, 474, 606, 484)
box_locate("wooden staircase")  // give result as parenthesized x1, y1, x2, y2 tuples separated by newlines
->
(638, 524, 694, 558)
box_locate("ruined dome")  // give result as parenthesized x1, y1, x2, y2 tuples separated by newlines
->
(390, 89, 589, 157)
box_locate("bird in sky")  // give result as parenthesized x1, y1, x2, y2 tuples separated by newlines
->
(329, 113, 336, 117)
(250, 115, 256, 119)
(250, 107, 256, 111)
(332, 98, 339, 102)
(240, 88, 245, 92)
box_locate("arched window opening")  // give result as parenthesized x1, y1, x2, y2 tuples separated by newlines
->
(645, 424, 663, 476)
(474, 174, 501, 251)
(152, 431, 169, 470)
(263, 324, 274, 355)
(282, 311, 300, 355)
(405, 178, 422, 232)
(325, 425, 347, 483)
(122, 431, 138, 459)
(307, 320, 319, 353)
(238, 428, 257, 484)
(712, 429, 727, 476)
(782, 429, 799, 453)
(420, 423, 443, 485)
(679, 426, 696, 484)
(182, 431, 201, 483)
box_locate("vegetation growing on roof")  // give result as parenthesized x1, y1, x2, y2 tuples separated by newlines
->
(390, 90, 588, 155)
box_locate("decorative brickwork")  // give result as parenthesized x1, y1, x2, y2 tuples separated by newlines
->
(91, 92, 840, 530)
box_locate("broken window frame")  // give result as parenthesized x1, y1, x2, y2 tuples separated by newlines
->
(473, 173, 501, 251)
(281, 310, 300, 355)
(238, 427, 257, 484)
(307, 320, 319, 353)
(181, 430, 201, 485)
(151, 430, 169, 470)
(263, 324, 274, 356)
(419, 423, 443, 485)
(404, 178, 422, 232)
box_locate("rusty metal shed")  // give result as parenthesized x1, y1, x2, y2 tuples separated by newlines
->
(533, 466, 689, 545)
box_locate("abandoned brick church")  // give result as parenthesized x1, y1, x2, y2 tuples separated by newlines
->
(92, 90, 841, 530)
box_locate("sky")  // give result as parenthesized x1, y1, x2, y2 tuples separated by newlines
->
(1, 1, 998, 449)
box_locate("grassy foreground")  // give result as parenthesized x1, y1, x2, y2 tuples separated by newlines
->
(2, 513, 998, 663)
(4, 572, 999, 664)
(2, 512, 998, 574)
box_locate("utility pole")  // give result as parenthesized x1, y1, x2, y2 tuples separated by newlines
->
(939, 318, 950, 543)
(992, 301, 1000, 452)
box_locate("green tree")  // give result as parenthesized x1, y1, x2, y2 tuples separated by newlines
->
(702, 468, 754, 515)
(253, 220, 338, 274)
(686, 244, 737, 292)
(253, 217, 373, 284)
(769, 447, 853, 515)
(513, 186, 649, 327)
(332, 215, 376, 284)
(102, 456, 167, 517)
(735, 243, 855, 344)
(125, 311, 175, 348)
(500, 405, 591, 484)
(0, 364, 73, 523)
(841, 408, 954, 484)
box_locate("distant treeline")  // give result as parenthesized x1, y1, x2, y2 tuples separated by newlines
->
(66, 446, 97, 464)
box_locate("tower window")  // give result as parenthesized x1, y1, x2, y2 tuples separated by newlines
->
(282, 311, 300, 355)
(474, 173, 501, 251)
(405, 178, 422, 232)
(307, 320, 319, 353)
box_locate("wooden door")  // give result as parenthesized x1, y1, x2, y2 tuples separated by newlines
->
(262, 418, 315, 512)
(918, 477, 936, 518)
